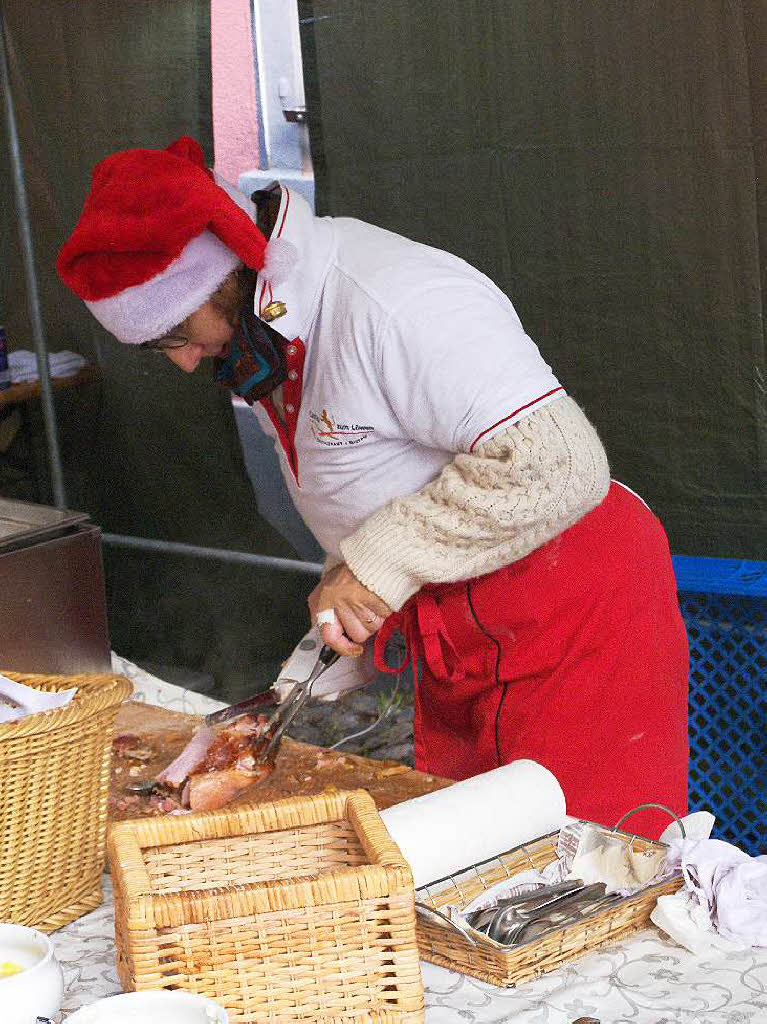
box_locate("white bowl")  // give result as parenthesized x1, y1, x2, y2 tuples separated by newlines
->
(66, 990, 229, 1023)
(0, 922, 64, 1024)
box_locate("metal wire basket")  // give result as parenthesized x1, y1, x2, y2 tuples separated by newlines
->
(414, 805, 684, 988)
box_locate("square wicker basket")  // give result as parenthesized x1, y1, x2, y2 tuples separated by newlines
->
(108, 789, 424, 1023)
(415, 826, 684, 988)
(0, 671, 132, 932)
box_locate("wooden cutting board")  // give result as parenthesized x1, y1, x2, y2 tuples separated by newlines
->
(109, 700, 453, 821)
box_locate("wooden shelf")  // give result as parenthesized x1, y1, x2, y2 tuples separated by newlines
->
(0, 365, 101, 411)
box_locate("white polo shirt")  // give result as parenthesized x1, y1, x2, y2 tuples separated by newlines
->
(248, 186, 564, 558)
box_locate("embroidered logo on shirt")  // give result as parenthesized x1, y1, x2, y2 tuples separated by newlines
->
(309, 408, 375, 447)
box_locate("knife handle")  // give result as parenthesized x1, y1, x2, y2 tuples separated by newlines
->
(319, 644, 341, 668)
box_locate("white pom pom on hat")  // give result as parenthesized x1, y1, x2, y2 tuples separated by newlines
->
(260, 237, 300, 287)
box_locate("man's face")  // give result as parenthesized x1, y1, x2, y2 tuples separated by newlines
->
(162, 300, 235, 372)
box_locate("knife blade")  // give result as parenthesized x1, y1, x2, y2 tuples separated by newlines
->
(204, 687, 281, 727)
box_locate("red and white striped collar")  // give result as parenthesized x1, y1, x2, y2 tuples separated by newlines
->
(254, 185, 335, 344)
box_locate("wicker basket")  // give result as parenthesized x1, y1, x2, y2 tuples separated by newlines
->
(108, 789, 424, 1023)
(415, 825, 684, 987)
(0, 670, 132, 932)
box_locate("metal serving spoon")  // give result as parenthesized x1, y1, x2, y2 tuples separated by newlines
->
(464, 879, 584, 932)
(499, 888, 624, 947)
(483, 884, 591, 941)
(486, 883, 609, 944)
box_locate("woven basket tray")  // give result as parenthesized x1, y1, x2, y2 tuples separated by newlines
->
(415, 826, 684, 987)
(0, 671, 132, 932)
(109, 789, 424, 1023)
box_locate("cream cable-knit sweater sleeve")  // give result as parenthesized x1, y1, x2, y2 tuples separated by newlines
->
(338, 395, 610, 611)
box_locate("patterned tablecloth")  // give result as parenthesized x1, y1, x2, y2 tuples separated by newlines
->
(51, 655, 766, 1024)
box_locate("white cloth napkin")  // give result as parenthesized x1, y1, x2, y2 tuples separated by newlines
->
(568, 822, 668, 894)
(651, 888, 744, 956)
(8, 349, 87, 384)
(651, 836, 767, 952)
(659, 810, 716, 843)
(0, 673, 77, 722)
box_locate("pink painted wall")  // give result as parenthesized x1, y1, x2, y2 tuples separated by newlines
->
(210, 0, 263, 181)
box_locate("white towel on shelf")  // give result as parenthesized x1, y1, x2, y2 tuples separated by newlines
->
(0, 673, 77, 722)
(8, 349, 88, 384)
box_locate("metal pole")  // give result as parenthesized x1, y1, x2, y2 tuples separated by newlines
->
(0, 3, 68, 508)
(249, 0, 269, 169)
(102, 532, 324, 576)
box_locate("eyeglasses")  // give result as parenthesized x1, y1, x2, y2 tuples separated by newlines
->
(139, 333, 189, 351)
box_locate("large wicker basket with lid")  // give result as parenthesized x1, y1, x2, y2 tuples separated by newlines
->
(0, 671, 132, 932)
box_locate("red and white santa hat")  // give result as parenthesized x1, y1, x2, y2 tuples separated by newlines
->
(57, 136, 291, 344)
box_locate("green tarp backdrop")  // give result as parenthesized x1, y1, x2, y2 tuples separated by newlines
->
(299, 0, 767, 558)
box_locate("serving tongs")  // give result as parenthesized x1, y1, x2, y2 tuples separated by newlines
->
(124, 646, 341, 797)
(205, 644, 341, 764)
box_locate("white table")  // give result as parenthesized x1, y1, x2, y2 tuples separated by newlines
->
(52, 656, 767, 1023)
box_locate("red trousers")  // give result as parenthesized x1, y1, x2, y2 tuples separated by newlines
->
(375, 483, 689, 838)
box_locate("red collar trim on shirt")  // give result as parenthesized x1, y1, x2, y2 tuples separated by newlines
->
(259, 334, 305, 486)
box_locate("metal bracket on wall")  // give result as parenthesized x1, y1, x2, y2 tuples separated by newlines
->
(252, 0, 311, 172)
(242, 1, 315, 210)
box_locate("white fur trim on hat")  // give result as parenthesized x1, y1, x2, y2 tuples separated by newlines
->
(85, 230, 240, 344)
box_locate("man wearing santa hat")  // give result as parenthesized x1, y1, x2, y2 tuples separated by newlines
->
(58, 137, 689, 834)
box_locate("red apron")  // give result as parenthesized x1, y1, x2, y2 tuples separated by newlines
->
(374, 482, 689, 838)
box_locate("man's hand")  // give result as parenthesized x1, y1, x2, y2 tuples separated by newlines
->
(308, 563, 392, 657)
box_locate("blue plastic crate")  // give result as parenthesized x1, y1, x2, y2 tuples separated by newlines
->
(672, 556, 766, 855)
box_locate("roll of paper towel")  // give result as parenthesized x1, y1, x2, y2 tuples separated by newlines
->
(380, 760, 566, 888)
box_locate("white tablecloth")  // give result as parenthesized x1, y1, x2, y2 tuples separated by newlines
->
(51, 656, 767, 1023)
